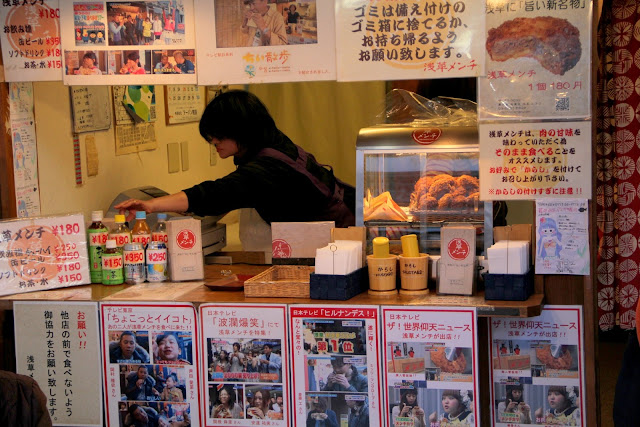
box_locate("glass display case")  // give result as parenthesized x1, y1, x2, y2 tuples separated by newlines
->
(356, 125, 492, 256)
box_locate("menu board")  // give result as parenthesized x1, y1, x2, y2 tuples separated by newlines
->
(489, 306, 586, 427)
(289, 305, 382, 426)
(478, 1, 592, 120)
(165, 85, 205, 124)
(194, 0, 336, 84)
(15, 301, 103, 426)
(0, 0, 63, 81)
(200, 303, 289, 427)
(0, 213, 90, 296)
(382, 306, 479, 427)
(70, 86, 112, 133)
(479, 121, 592, 200)
(335, 0, 485, 82)
(101, 302, 200, 427)
(60, 0, 197, 85)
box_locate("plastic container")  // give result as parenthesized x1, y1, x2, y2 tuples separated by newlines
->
(483, 270, 534, 301)
(131, 211, 151, 248)
(102, 240, 124, 285)
(151, 213, 168, 244)
(88, 210, 108, 283)
(109, 214, 131, 248)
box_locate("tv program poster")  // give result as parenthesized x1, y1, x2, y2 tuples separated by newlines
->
(60, 0, 197, 85)
(194, 0, 336, 85)
(535, 199, 590, 276)
(478, 121, 592, 201)
(289, 305, 382, 426)
(489, 305, 586, 427)
(0, 0, 62, 82)
(335, 0, 485, 82)
(382, 307, 479, 427)
(199, 303, 289, 427)
(14, 301, 102, 426)
(101, 302, 200, 427)
(478, 1, 592, 120)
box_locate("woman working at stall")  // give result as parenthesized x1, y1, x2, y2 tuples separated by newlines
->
(115, 90, 355, 228)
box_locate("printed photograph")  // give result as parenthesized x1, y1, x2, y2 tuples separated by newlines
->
(425, 388, 475, 426)
(208, 383, 245, 419)
(302, 318, 366, 355)
(107, 0, 186, 46)
(152, 49, 196, 74)
(208, 338, 282, 383)
(243, 384, 284, 420)
(115, 49, 152, 75)
(305, 355, 368, 393)
(387, 344, 473, 382)
(151, 330, 193, 365)
(119, 364, 189, 403)
(65, 50, 108, 75)
(305, 393, 370, 426)
(492, 339, 532, 372)
(109, 330, 151, 364)
(214, 0, 319, 48)
(387, 381, 429, 427)
(73, 2, 106, 46)
(118, 400, 191, 426)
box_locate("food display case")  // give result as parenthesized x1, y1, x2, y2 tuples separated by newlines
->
(356, 125, 493, 257)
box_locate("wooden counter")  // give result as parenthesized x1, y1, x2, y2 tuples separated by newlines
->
(0, 264, 543, 317)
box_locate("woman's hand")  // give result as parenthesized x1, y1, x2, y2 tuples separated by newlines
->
(506, 399, 518, 412)
(519, 402, 530, 414)
(400, 404, 410, 416)
(534, 407, 543, 421)
(428, 411, 437, 423)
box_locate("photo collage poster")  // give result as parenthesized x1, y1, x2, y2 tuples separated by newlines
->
(335, 0, 485, 82)
(289, 305, 382, 426)
(199, 303, 289, 427)
(478, 0, 592, 120)
(60, 0, 197, 85)
(382, 306, 479, 427)
(101, 302, 200, 427)
(194, 0, 336, 84)
(489, 305, 586, 427)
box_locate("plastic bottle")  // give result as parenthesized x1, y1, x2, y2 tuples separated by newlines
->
(151, 213, 168, 244)
(109, 214, 131, 248)
(131, 211, 151, 248)
(101, 240, 124, 285)
(88, 210, 109, 283)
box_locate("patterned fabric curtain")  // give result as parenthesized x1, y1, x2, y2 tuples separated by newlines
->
(596, 1, 640, 331)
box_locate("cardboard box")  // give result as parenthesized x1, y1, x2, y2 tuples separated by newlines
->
(437, 225, 476, 295)
(390, 357, 426, 373)
(492, 355, 531, 370)
(271, 221, 334, 264)
(166, 217, 204, 281)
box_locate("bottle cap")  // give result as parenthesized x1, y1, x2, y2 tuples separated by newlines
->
(401, 234, 420, 257)
(157, 213, 167, 221)
(91, 210, 103, 222)
(106, 240, 117, 249)
(372, 237, 390, 258)
(114, 214, 125, 223)
(135, 211, 147, 220)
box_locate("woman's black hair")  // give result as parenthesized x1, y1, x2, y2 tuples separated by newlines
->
(199, 90, 277, 153)
(505, 384, 524, 404)
(83, 51, 98, 66)
(400, 388, 418, 406)
(156, 331, 182, 346)
(218, 385, 236, 406)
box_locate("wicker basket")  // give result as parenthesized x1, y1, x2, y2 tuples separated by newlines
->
(244, 265, 314, 298)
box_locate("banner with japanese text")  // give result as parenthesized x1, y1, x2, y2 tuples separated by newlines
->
(289, 305, 382, 426)
(478, 0, 592, 120)
(60, 0, 197, 85)
(489, 305, 586, 427)
(382, 306, 479, 427)
(200, 303, 289, 427)
(335, 0, 485, 81)
(479, 121, 592, 200)
(0, 213, 90, 296)
(101, 302, 200, 427)
(0, 0, 62, 81)
(14, 301, 102, 426)
(194, 0, 336, 84)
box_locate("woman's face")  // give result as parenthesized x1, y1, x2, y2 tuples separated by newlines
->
(511, 389, 522, 401)
(442, 395, 460, 415)
(220, 350, 228, 360)
(210, 137, 239, 159)
(405, 392, 417, 405)
(548, 391, 566, 410)
(82, 57, 94, 68)
(158, 335, 181, 360)
(253, 392, 263, 407)
(166, 376, 176, 388)
(220, 389, 230, 404)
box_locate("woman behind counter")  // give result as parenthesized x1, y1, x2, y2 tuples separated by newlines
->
(116, 90, 355, 228)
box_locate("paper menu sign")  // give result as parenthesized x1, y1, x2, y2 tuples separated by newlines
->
(478, 2, 592, 120)
(535, 200, 590, 275)
(382, 307, 479, 427)
(289, 305, 382, 426)
(195, 0, 336, 84)
(489, 306, 586, 427)
(335, 0, 486, 82)
(0, 0, 63, 82)
(199, 303, 289, 427)
(101, 302, 200, 427)
(14, 301, 102, 426)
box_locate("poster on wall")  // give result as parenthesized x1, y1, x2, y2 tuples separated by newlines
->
(70, 86, 113, 133)
(165, 85, 205, 124)
(478, 1, 592, 120)
(0, 0, 63, 82)
(200, 303, 289, 427)
(9, 82, 42, 218)
(335, 0, 485, 82)
(60, 0, 197, 85)
(535, 199, 590, 275)
(479, 121, 592, 201)
(289, 305, 383, 426)
(489, 305, 586, 426)
(382, 306, 479, 427)
(101, 302, 200, 427)
(14, 301, 103, 427)
(194, 0, 336, 85)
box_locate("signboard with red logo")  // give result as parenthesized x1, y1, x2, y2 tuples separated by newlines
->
(177, 229, 196, 250)
(382, 306, 480, 427)
(438, 225, 476, 296)
(412, 129, 442, 145)
(0, 213, 90, 297)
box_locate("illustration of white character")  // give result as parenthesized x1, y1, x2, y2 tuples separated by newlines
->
(537, 217, 562, 259)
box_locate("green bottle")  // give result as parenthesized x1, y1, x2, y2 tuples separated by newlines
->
(88, 210, 109, 283)
(101, 240, 124, 285)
